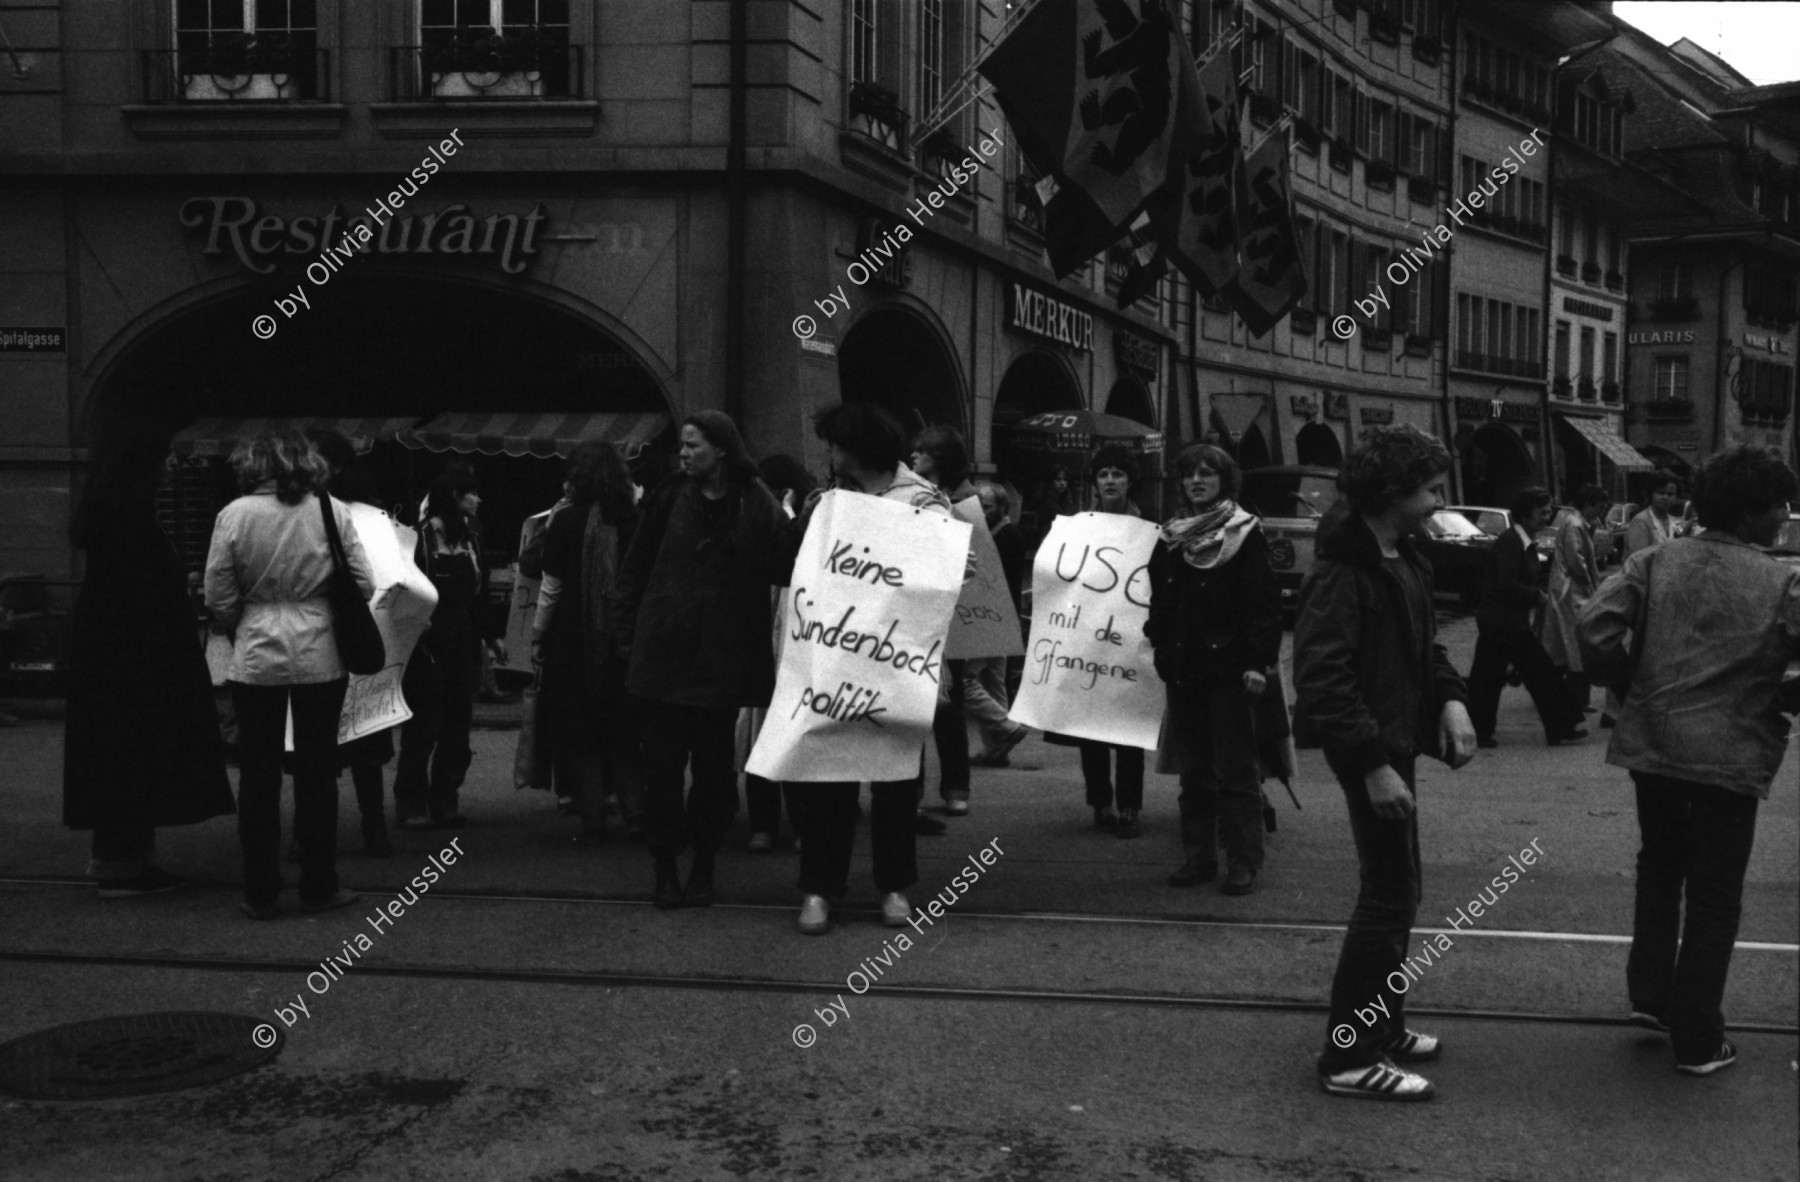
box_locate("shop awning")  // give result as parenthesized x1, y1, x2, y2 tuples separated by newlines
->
(399, 411, 671, 459)
(169, 416, 420, 457)
(1209, 393, 1268, 444)
(1557, 413, 1655, 472)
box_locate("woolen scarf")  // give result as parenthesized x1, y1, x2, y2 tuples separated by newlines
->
(1160, 498, 1257, 569)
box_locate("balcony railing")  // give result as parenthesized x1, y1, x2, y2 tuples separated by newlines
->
(1552, 374, 1573, 396)
(1577, 377, 1598, 401)
(849, 80, 908, 153)
(142, 45, 330, 103)
(1601, 380, 1622, 403)
(389, 36, 581, 101)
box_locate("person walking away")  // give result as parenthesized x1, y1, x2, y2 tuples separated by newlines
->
(310, 429, 404, 856)
(616, 411, 791, 909)
(394, 462, 506, 830)
(1578, 445, 1800, 1077)
(912, 425, 976, 823)
(533, 442, 643, 846)
(790, 403, 948, 935)
(1601, 473, 1683, 727)
(1539, 485, 1608, 716)
(1147, 443, 1281, 896)
(1064, 447, 1148, 837)
(1294, 425, 1476, 1101)
(65, 418, 235, 897)
(965, 481, 1030, 767)
(204, 428, 373, 918)
(1464, 487, 1584, 748)
(743, 453, 818, 853)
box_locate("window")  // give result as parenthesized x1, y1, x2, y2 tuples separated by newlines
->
(1295, 215, 1316, 309)
(1578, 326, 1596, 384)
(1327, 229, 1348, 316)
(1368, 102, 1392, 164)
(1554, 320, 1571, 379)
(851, 0, 880, 85)
(1659, 264, 1690, 300)
(1407, 118, 1434, 179)
(174, 0, 320, 99)
(1457, 292, 1472, 356)
(1583, 213, 1600, 266)
(1654, 357, 1690, 401)
(1527, 308, 1541, 368)
(1558, 203, 1575, 257)
(418, 0, 572, 98)
(917, 0, 944, 123)
(1331, 74, 1352, 140)
(1603, 331, 1618, 382)
(1403, 257, 1431, 336)
(1297, 52, 1320, 123)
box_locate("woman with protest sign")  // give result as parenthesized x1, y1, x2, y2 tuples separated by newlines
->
(205, 427, 374, 918)
(533, 442, 643, 846)
(617, 411, 790, 910)
(1147, 443, 1282, 895)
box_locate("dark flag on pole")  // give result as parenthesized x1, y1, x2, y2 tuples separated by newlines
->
(981, 0, 1188, 276)
(1222, 132, 1309, 337)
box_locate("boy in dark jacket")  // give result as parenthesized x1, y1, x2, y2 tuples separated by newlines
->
(1293, 426, 1476, 1101)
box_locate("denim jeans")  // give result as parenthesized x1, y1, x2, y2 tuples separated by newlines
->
(1167, 682, 1264, 872)
(394, 639, 477, 822)
(1627, 772, 1760, 1064)
(962, 655, 1014, 748)
(1318, 758, 1421, 1072)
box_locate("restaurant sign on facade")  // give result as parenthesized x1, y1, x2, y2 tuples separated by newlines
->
(180, 196, 549, 275)
(1008, 283, 1093, 352)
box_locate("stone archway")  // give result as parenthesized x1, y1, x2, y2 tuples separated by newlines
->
(836, 305, 966, 436)
(1462, 422, 1536, 509)
(1295, 421, 1343, 467)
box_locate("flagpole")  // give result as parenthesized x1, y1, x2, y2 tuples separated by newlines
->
(913, 0, 1050, 138)
(916, 82, 995, 144)
(1246, 112, 1294, 158)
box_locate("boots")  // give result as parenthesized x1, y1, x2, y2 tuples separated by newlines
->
(653, 855, 684, 909)
(1167, 851, 1218, 887)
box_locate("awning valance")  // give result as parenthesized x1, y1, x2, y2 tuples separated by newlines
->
(1210, 393, 1268, 443)
(1557, 413, 1655, 472)
(399, 412, 672, 460)
(169, 416, 420, 457)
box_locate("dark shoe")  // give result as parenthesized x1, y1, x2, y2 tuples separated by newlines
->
(240, 899, 279, 921)
(1114, 808, 1141, 839)
(1094, 807, 1118, 833)
(432, 812, 469, 830)
(1221, 866, 1257, 896)
(969, 751, 1011, 768)
(1263, 802, 1278, 833)
(1628, 1010, 1670, 1036)
(300, 889, 361, 915)
(97, 868, 188, 899)
(685, 857, 715, 908)
(915, 811, 947, 837)
(362, 820, 394, 858)
(398, 816, 434, 832)
(991, 722, 1029, 762)
(1546, 727, 1589, 745)
(653, 856, 684, 910)
(1676, 1039, 1738, 1077)
(1476, 735, 1499, 749)
(1166, 857, 1218, 888)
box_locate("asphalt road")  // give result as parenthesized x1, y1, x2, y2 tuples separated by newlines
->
(1, 614, 1795, 1181)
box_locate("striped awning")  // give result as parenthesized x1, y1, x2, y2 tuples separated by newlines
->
(1557, 413, 1655, 473)
(169, 416, 420, 457)
(399, 411, 671, 459)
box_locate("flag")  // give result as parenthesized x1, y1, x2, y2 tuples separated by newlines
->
(981, 0, 1189, 276)
(1222, 132, 1309, 337)
(1114, 211, 1166, 308)
(1158, 46, 1246, 298)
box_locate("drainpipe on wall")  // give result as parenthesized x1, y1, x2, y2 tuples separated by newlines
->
(725, 0, 747, 422)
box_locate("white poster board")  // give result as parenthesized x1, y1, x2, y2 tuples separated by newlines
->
(503, 506, 557, 665)
(335, 510, 437, 743)
(943, 496, 1026, 659)
(1008, 512, 1165, 749)
(747, 490, 971, 782)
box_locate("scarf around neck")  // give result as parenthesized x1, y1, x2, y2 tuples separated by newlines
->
(1160, 499, 1256, 569)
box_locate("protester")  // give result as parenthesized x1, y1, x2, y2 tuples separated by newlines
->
(1025, 463, 1077, 548)
(742, 453, 817, 853)
(1465, 486, 1584, 748)
(311, 429, 401, 857)
(533, 442, 643, 846)
(911, 424, 975, 821)
(395, 462, 506, 831)
(1539, 484, 1608, 716)
(1066, 447, 1147, 837)
(965, 481, 1030, 768)
(790, 403, 943, 935)
(1578, 445, 1800, 1077)
(1146, 443, 1280, 894)
(1294, 425, 1476, 1101)
(64, 419, 235, 897)
(204, 427, 373, 918)
(617, 411, 790, 909)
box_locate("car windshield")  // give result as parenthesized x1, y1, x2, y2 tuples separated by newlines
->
(1424, 510, 1488, 540)
(1450, 508, 1509, 537)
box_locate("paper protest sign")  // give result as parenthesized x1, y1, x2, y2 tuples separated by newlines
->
(1008, 512, 1165, 749)
(747, 490, 971, 782)
(944, 497, 1025, 659)
(336, 510, 437, 743)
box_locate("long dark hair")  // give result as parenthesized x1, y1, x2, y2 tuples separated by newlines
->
(565, 441, 636, 523)
(426, 461, 479, 547)
(309, 429, 382, 508)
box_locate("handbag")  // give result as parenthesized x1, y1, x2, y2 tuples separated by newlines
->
(320, 493, 386, 675)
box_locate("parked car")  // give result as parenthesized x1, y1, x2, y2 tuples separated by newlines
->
(1417, 509, 1498, 605)
(1444, 504, 1550, 579)
(1239, 464, 1339, 613)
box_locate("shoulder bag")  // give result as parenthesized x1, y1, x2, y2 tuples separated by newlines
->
(320, 493, 386, 675)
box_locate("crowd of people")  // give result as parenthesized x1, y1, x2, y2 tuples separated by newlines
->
(57, 410, 1797, 1097)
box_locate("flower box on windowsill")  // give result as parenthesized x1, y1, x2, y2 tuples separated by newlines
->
(1581, 262, 1602, 284)
(1403, 332, 1433, 357)
(1555, 254, 1577, 277)
(1370, 15, 1400, 44)
(1362, 327, 1394, 351)
(1552, 374, 1573, 396)
(1605, 270, 1624, 292)
(849, 80, 908, 154)
(1329, 138, 1354, 173)
(1366, 159, 1396, 190)
(182, 71, 301, 101)
(1577, 378, 1598, 401)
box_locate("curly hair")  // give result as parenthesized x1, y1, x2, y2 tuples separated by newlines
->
(1173, 442, 1241, 505)
(1691, 444, 1798, 532)
(814, 402, 909, 472)
(230, 426, 326, 505)
(1338, 425, 1450, 515)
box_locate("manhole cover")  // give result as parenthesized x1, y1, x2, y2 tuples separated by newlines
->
(0, 1012, 282, 1100)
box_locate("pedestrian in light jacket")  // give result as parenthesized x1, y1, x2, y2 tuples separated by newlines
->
(1578, 445, 1800, 1078)
(1539, 485, 1609, 713)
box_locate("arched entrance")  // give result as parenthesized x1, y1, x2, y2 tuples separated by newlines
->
(993, 349, 1084, 538)
(1237, 424, 1272, 470)
(1104, 376, 1156, 426)
(86, 272, 672, 572)
(1295, 421, 1343, 467)
(1461, 422, 1536, 509)
(837, 305, 965, 435)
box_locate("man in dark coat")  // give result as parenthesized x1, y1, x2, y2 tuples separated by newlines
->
(1465, 487, 1584, 747)
(617, 411, 792, 909)
(63, 427, 234, 897)
(1294, 425, 1475, 1101)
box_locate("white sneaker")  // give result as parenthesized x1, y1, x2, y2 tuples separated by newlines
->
(881, 892, 910, 928)
(797, 894, 830, 935)
(1318, 1057, 1435, 1101)
(747, 832, 774, 853)
(943, 798, 969, 816)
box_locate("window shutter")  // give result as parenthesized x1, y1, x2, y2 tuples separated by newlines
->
(1355, 91, 1370, 155)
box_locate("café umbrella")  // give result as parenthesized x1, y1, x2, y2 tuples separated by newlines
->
(998, 410, 1165, 464)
